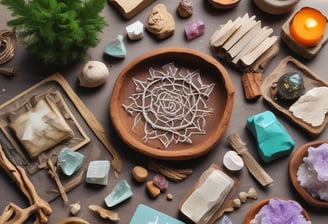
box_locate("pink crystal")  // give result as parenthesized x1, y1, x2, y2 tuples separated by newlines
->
(185, 20, 205, 41)
(153, 174, 168, 192)
(251, 199, 310, 224)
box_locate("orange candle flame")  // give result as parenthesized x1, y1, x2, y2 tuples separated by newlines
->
(290, 7, 327, 47)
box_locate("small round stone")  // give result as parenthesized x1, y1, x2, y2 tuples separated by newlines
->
(166, 193, 174, 201)
(131, 166, 148, 183)
(277, 72, 305, 100)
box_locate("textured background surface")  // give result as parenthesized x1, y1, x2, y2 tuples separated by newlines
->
(0, 0, 327, 223)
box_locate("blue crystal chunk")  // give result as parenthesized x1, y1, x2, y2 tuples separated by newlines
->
(219, 215, 232, 224)
(277, 72, 304, 100)
(105, 179, 133, 207)
(104, 34, 126, 58)
(246, 111, 295, 162)
(57, 147, 84, 176)
(86, 160, 110, 185)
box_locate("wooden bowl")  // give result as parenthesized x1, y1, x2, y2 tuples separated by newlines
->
(110, 47, 235, 160)
(208, 0, 241, 9)
(253, 0, 300, 15)
(244, 198, 311, 224)
(289, 140, 328, 208)
(261, 56, 328, 136)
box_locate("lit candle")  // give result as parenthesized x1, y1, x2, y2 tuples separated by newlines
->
(290, 7, 327, 47)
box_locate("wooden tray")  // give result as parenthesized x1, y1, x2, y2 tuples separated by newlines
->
(110, 47, 235, 160)
(289, 140, 328, 208)
(261, 56, 328, 136)
(243, 198, 311, 224)
(281, 7, 328, 59)
(0, 73, 121, 202)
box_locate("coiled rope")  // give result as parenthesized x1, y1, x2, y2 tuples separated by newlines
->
(0, 29, 17, 65)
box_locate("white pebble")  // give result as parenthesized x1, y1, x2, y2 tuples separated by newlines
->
(126, 21, 144, 40)
(223, 151, 244, 172)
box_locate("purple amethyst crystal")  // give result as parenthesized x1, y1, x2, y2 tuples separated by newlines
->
(250, 199, 311, 224)
(185, 20, 205, 41)
(153, 174, 168, 192)
(297, 143, 328, 201)
(306, 143, 328, 181)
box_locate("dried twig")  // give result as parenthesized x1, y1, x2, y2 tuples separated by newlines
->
(148, 160, 192, 182)
(227, 133, 273, 187)
(89, 205, 120, 221)
(47, 158, 68, 202)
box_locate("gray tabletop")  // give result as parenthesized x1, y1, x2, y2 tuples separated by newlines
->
(0, 0, 327, 223)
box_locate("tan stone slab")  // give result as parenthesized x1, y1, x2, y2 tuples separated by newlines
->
(109, 0, 155, 19)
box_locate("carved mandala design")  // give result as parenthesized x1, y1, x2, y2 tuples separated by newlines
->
(123, 63, 215, 148)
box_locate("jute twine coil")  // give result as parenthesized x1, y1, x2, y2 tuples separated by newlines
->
(0, 29, 17, 64)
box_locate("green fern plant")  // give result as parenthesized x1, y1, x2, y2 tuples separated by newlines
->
(0, 0, 107, 65)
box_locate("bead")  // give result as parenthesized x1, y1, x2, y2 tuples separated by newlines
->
(277, 72, 304, 100)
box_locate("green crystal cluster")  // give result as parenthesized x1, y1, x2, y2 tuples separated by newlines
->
(0, 0, 107, 65)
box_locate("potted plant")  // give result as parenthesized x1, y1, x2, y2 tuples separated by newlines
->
(0, 0, 107, 65)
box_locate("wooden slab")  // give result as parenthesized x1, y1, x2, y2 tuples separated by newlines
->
(109, 0, 155, 19)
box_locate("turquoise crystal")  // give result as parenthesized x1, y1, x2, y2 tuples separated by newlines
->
(103, 34, 126, 58)
(246, 111, 295, 162)
(277, 72, 304, 100)
(105, 179, 133, 207)
(86, 160, 110, 185)
(57, 147, 84, 176)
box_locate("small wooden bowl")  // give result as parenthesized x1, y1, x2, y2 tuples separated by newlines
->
(253, 0, 300, 15)
(244, 198, 311, 224)
(289, 140, 328, 208)
(110, 47, 235, 160)
(208, 0, 241, 9)
(261, 56, 328, 136)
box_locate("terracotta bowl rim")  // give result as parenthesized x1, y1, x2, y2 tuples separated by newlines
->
(243, 197, 311, 224)
(209, 0, 241, 9)
(289, 139, 328, 208)
(109, 47, 235, 160)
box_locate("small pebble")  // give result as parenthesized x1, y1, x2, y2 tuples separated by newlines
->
(238, 191, 248, 203)
(70, 202, 81, 215)
(223, 150, 244, 172)
(247, 187, 258, 200)
(126, 20, 144, 40)
(177, 0, 193, 18)
(166, 193, 174, 201)
(232, 198, 241, 208)
(131, 166, 148, 183)
(146, 181, 161, 198)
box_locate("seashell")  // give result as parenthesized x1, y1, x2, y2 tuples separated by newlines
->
(79, 60, 109, 87)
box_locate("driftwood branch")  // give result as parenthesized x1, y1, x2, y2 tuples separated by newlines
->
(0, 144, 52, 223)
